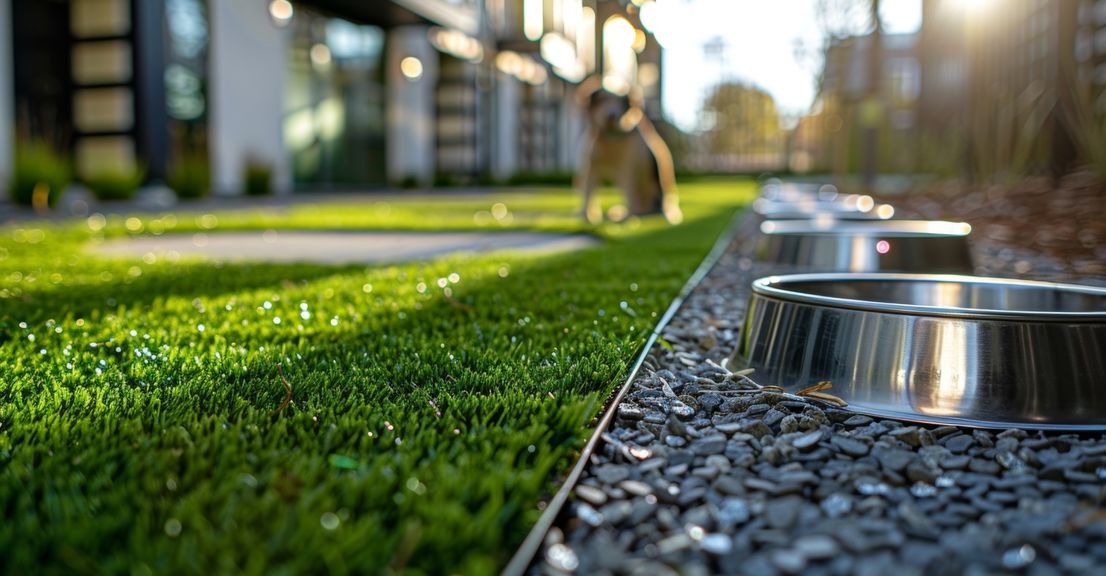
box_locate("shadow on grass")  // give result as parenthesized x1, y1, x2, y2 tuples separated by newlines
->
(0, 259, 368, 323)
(0, 200, 749, 575)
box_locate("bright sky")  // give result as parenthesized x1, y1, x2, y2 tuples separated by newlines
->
(655, 0, 922, 131)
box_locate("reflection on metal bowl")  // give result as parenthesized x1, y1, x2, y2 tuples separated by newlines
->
(759, 181, 837, 203)
(753, 196, 894, 219)
(755, 219, 974, 273)
(734, 273, 1106, 430)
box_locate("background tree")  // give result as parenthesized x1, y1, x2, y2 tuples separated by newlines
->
(702, 83, 784, 161)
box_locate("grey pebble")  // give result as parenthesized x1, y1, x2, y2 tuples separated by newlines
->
(656, 533, 693, 555)
(595, 465, 630, 485)
(718, 498, 750, 527)
(939, 454, 970, 470)
(889, 426, 922, 447)
(792, 429, 823, 451)
(575, 484, 607, 505)
(665, 435, 688, 448)
(745, 477, 779, 494)
(765, 496, 803, 530)
(943, 434, 974, 454)
(968, 458, 1001, 475)
(619, 480, 653, 496)
(843, 414, 873, 427)
(617, 403, 644, 421)
(876, 448, 914, 472)
(769, 549, 807, 574)
(599, 500, 632, 525)
(831, 435, 871, 457)
(793, 534, 840, 560)
(692, 437, 726, 456)
(699, 533, 733, 555)
(576, 502, 603, 527)
(713, 475, 745, 496)
(821, 493, 853, 517)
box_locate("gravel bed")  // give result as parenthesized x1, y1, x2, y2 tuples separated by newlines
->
(534, 214, 1106, 575)
(973, 243, 1106, 287)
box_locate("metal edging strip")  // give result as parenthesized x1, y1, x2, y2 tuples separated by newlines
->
(502, 208, 750, 576)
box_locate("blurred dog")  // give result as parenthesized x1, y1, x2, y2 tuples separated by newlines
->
(575, 76, 681, 224)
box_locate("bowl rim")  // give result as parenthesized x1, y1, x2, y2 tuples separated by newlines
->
(751, 272, 1106, 322)
(759, 219, 971, 237)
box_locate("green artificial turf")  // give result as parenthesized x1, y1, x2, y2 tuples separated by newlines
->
(0, 179, 754, 575)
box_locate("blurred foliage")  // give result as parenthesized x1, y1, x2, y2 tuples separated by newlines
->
(703, 83, 784, 158)
(504, 171, 575, 187)
(8, 141, 71, 207)
(917, 128, 967, 180)
(168, 153, 211, 199)
(243, 159, 273, 196)
(968, 83, 1056, 184)
(1065, 79, 1106, 181)
(85, 166, 146, 201)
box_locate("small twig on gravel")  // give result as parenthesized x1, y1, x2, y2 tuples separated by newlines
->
(1064, 506, 1106, 533)
(705, 358, 730, 373)
(796, 380, 848, 407)
(268, 363, 294, 418)
(796, 381, 833, 396)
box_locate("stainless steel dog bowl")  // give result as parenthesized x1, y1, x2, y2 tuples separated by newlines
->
(735, 273, 1106, 430)
(756, 220, 973, 273)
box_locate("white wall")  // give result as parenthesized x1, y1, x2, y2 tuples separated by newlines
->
(0, 0, 13, 195)
(208, 0, 290, 195)
(386, 26, 437, 185)
(492, 72, 520, 180)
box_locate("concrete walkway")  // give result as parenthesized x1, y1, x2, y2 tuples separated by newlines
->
(96, 230, 599, 264)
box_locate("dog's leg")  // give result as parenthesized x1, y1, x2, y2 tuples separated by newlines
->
(639, 118, 682, 224)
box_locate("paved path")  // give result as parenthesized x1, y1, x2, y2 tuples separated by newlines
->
(96, 230, 598, 264)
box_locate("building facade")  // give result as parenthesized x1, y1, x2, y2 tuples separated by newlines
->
(0, 0, 664, 197)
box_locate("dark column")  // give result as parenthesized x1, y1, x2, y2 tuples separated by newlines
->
(860, 0, 882, 193)
(1050, 0, 1079, 179)
(134, 0, 169, 181)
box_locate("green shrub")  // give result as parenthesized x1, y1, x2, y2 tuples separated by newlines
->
(505, 171, 575, 186)
(395, 174, 421, 189)
(433, 171, 463, 187)
(243, 160, 273, 196)
(8, 142, 70, 207)
(85, 166, 146, 201)
(1065, 76, 1106, 180)
(168, 154, 210, 199)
